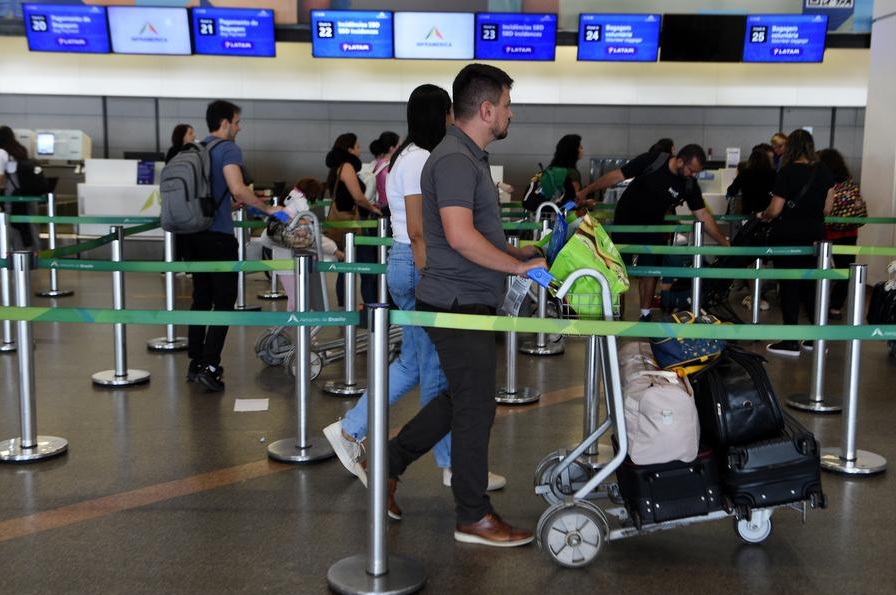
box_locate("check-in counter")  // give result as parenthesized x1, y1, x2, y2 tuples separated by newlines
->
(77, 159, 164, 237)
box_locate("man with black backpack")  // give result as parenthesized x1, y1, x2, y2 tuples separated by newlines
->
(182, 100, 280, 392)
(577, 144, 730, 321)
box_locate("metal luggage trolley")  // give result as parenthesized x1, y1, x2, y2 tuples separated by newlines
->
(254, 211, 402, 380)
(533, 269, 814, 568)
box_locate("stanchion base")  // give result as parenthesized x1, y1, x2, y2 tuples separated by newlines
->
(785, 393, 842, 413)
(267, 437, 335, 463)
(323, 381, 366, 396)
(328, 553, 426, 595)
(0, 436, 68, 462)
(496, 387, 540, 405)
(519, 340, 564, 356)
(235, 305, 262, 312)
(0, 342, 16, 353)
(36, 289, 74, 298)
(820, 447, 887, 475)
(146, 337, 188, 352)
(258, 291, 288, 300)
(92, 369, 151, 387)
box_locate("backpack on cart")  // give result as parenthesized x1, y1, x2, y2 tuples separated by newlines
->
(522, 165, 572, 212)
(159, 139, 226, 233)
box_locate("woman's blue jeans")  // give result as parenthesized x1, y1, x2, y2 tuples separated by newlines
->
(341, 242, 451, 468)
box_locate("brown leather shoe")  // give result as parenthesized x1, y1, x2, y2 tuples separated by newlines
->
(454, 513, 534, 547)
(360, 461, 401, 521)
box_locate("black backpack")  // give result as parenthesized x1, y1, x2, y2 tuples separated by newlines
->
(9, 159, 50, 197)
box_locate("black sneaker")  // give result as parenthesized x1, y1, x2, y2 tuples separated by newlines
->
(767, 341, 800, 357)
(197, 364, 225, 392)
(638, 312, 653, 322)
(186, 360, 203, 383)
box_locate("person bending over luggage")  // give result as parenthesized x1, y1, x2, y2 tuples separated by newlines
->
(758, 129, 834, 357)
(577, 144, 730, 321)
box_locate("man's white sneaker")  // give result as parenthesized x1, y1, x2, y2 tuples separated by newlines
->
(442, 468, 507, 491)
(323, 421, 365, 481)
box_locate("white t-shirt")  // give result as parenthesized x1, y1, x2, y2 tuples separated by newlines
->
(0, 148, 17, 195)
(385, 144, 429, 245)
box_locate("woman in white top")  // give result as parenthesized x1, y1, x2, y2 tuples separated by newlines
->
(0, 125, 40, 251)
(323, 85, 507, 493)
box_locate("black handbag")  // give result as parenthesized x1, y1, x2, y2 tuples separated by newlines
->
(690, 347, 785, 447)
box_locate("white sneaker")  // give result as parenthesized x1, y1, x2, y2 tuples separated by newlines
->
(323, 421, 365, 482)
(442, 468, 507, 491)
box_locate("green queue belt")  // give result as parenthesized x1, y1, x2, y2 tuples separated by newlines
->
(0, 306, 358, 327)
(626, 266, 848, 280)
(665, 214, 896, 225)
(1, 195, 47, 203)
(614, 244, 814, 256)
(23, 258, 387, 275)
(8, 215, 159, 225)
(2, 306, 894, 342)
(353, 236, 393, 247)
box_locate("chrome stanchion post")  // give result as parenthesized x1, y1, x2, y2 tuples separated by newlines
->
(36, 193, 73, 298)
(258, 196, 287, 300)
(328, 303, 426, 595)
(820, 263, 886, 475)
(520, 216, 563, 356)
(691, 221, 703, 314)
(269, 253, 334, 463)
(323, 232, 365, 396)
(0, 251, 68, 462)
(750, 257, 762, 324)
(147, 231, 188, 351)
(377, 218, 388, 304)
(787, 241, 841, 412)
(92, 226, 150, 386)
(496, 237, 539, 405)
(234, 207, 260, 312)
(1, 212, 16, 352)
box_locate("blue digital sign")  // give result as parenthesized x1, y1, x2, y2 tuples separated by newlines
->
(192, 7, 275, 58)
(311, 10, 393, 59)
(577, 13, 661, 62)
(474, 13, 557, 61)
(23, 4, 110, 54)
(743, 14, 828, 63)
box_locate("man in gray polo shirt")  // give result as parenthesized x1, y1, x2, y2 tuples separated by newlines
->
(385, 64, 547, 547)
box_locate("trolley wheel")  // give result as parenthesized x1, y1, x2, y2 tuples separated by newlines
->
(533, 449, 594, 506)
(536, 501, 608, 568)
(285, 350, 323, 381)
(255, 328, 293, 367)
(734, 515, 773, 544)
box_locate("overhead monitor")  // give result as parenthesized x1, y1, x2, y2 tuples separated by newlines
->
(192, 7, 276, 57)
(108, 6, 191, 56)
(310, 10, 394, 59)
(394, 12, 475, 60)
(23, 3, 111, 54)
(743, 14, 828, 63)
(660, 14, 746, 62)
(577, 13, 661, 62)
(474, 12, 557, 61)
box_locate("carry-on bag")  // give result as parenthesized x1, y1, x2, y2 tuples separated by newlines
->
(615, 446, 723, 529)
(689, 346, 784, 447)
(720, 411, 826, 511)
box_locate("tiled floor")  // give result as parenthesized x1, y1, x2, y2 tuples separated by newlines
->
(1, 268, 894, 595)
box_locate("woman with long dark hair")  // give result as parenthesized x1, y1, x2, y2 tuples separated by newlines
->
(164, 123, 195, 163)
(323, 84, 506, 494)
(819, 148, 865, 319)
(758, 129, 835, 356)
(325, 132, 382, 306)
(727, 142, 776, 215)
(548, 133, 584, 194)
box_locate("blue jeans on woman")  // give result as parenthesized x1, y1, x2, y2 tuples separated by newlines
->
(340, 241, 451, 468)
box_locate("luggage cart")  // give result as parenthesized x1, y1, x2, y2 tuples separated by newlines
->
(533, 269, 823, 568)
(254, 210, 403, 380)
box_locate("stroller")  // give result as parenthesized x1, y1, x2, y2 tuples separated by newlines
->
(669, 217, 771, 323)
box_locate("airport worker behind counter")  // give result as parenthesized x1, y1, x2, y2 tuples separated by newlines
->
(385, 63, 546, 548)
(577, 144, 730, 321)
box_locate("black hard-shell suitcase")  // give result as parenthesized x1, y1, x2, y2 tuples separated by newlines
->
(690, 347, 785, 447)
(720, 412, 826, 512)
(615, 448, 723, 529)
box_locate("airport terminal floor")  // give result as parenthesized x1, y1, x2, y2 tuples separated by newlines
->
(0, 268, 894, 595)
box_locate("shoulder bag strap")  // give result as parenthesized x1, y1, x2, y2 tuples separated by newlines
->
(784, 164, 819, 210)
